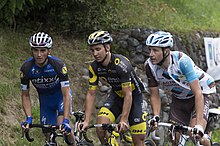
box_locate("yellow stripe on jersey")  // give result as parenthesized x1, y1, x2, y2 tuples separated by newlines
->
(122, 82, 131, 87)
(89, 65, 97, 83)
(114, 83, 135, 97)
(89, 85, 98, 90)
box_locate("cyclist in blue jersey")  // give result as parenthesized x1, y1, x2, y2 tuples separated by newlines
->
(145, 31, 216, 146)
(80, 30, 147, 146)
(20, 32, 75, 146)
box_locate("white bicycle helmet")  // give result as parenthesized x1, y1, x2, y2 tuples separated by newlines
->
(146, 31, 173, 48)
(29, 32, 53, 48)
(87, 30, 113, 46)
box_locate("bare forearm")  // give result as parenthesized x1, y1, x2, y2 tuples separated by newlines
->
(84, 91, 96, 123)
(63, 95, 71, 119)
(150, 95, 161, 115)
(149, 87, 161, 116)
(190, 80, 204, 125)
(195, 93, 204, 125)
(61, 87, 71, 119)
(22, 95, 32, 117)
(121, 94, 132, 121)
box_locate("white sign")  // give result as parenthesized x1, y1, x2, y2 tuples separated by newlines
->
(204, 37, 220, 81)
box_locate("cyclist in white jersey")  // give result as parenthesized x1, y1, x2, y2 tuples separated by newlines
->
(144, 31, 216, 146)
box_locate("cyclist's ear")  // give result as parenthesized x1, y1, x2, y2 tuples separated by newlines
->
(164, 48, 170, 56)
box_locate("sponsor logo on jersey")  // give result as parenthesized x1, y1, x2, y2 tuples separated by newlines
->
(114, 58, 120, 65)
(44, 69, 55, 73)
(41, 116, 47, 125)
(132, 129, 143, 133)
(134, 118, 140, 122)
(108, 69, 116, 73)
(107, 77, 120, 83)
(32, 75, 59, 84)
(118, 61, 128, 73)
(98, 111, 109, 116)
(98, 68, 106, 72)
(62, 66, 67, 75)
(31, 68, 40, 74)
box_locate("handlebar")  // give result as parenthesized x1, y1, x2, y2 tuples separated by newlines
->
(158, 122, 193, 132)
(147, 122, 203, 145)
(22, 124, 60, 142)
(150, 122, 192, 141)
(21, 124, 73, 145)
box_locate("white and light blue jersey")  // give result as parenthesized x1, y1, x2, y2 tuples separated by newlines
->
(145, 51, 216, 99)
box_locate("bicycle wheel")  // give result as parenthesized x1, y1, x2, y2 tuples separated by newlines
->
(144, 139, 156, 146)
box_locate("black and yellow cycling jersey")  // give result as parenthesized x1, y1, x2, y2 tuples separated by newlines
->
(88, 54, 143, 97)
(89, 54, 146, 134)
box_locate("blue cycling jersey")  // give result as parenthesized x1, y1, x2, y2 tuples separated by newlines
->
(20, 55, 70, 95)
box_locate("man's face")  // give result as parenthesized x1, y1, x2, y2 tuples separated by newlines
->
(32, 47, 50, 66)
(149, 46, 164, 65)
(89, 44, 108, 62)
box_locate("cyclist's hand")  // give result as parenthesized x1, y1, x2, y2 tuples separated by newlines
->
(61, 118, 72, 134)
(21, 116, 32, 131)
(118, 121, 129, 133)
(192, 124, 204, 141)
(79, 121, 88, 132)
(148, 115, 160, 130)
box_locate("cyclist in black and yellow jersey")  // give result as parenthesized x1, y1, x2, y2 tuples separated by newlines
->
(80, 30, 147, 146)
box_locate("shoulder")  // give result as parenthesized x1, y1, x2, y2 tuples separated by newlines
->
(48, 55, 65, 67)
(112, 54, 133, 71)
(171, 51, 190, 60)
(113, 54, 129, 60)
(112, 54, 131, 65)
(20, 57, 34, 72)
(89, 60, 98, 69)
(48, 56, 68, 75)
(171, 51, 193, 65)
(48, 55, 62, 62)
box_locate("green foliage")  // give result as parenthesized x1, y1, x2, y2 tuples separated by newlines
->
(0, 0, 33, 27)
(0, 0, 123, 32)
(117, 0, 220, 32)
(2, 0, 220, 32)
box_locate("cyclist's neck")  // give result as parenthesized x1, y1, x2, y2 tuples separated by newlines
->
(101, 52, 111, 67)
(160, 56, 170, 70)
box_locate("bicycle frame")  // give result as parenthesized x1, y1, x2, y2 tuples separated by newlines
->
(72, 111, 94, 146)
